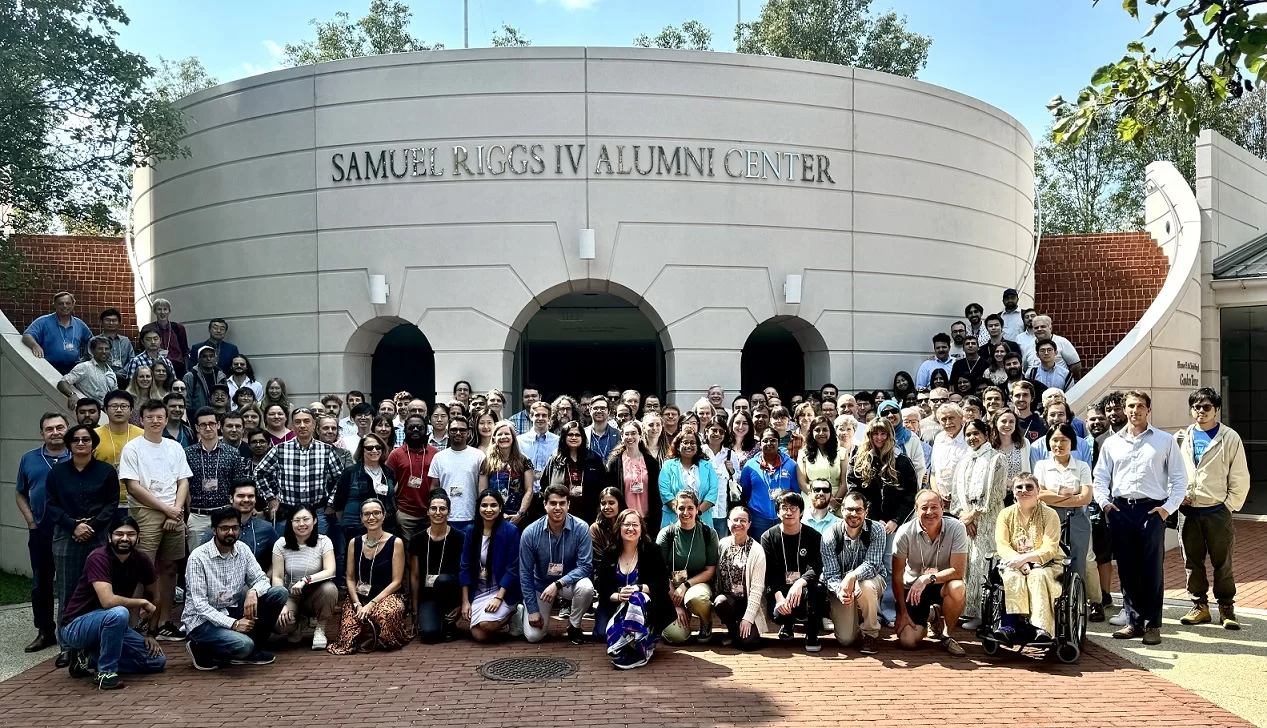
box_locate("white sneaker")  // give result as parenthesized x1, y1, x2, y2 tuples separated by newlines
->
(311, 625, 327, 650)
(1109, 610, 1130, 627)
(961, 617, 982, 631)
(508, 604, 525, 637)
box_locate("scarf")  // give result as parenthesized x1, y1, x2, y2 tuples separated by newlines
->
(878, 400, 911, 448)
(959, 443, 997, 506)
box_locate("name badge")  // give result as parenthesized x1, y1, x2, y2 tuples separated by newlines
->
(1016, 536, 1032, 552)
(548, 562, 564, 576)
(425, 574, 437, 588)
(449, 484, 463, 497)
(671, 569, 688, 587)
(569, 484, 583, 498)
(63, 342, 75, 351)
(373, 480, 388, 496)
(202, 478, 217, 492)
(731, 580, 746, 597)
(356, 581, 371, 597)
(785, 570, 801, 584)
(408, 476, 423, 489)
(479, 567, 490, 581)
(630, 482, 644, 494)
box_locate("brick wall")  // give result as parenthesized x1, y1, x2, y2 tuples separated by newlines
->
(1034, 232, 1169, 370)
(0, 235, 136, 339)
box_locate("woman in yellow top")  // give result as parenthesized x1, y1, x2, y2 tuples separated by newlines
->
(994, 473, 1064, 643)
(796, 416, 842, 499)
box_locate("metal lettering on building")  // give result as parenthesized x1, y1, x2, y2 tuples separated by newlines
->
(1177, 359, 1200, 387)
(329, 143, 835, 185)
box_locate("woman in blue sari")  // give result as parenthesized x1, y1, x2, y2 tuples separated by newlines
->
(598, 508, 672, 669)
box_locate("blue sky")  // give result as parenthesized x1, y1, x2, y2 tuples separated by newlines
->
(115, 0, 1155, 139)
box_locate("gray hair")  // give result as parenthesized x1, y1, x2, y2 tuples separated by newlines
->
(152, 298, 171, 310)
(936, 402, 964, 419)
(833, 414, 860, 433)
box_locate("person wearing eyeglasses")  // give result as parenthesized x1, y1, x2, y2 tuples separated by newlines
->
(333, 433, 396, 541)
(427, 415, 485, 533)
(1174, 387, 1249, 631)
(269, 505, 337, 650)
(821, 492, 887, 654)
(712, 505, 766, 650)
(599, 508, 672, 668)
(253, 408, 346, 540)
(328, 499, 413, 653)
(802, 479, 840, 534)
(410, 490, 466, 643)
(992, 473, 1064, 644)
(185, 407, 251, 551)
(918, 388, 949, 444)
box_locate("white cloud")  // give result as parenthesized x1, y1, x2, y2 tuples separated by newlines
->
(537, 0, 598, 10)
(263, 40, 284, 59)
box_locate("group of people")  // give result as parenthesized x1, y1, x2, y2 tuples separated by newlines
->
(16, 289, 1249, 687)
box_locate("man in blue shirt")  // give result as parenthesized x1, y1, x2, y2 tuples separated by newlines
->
(519, 484, 594, 645)
(517, 402, 558, 473)
(1093, 390, 1186, 646)
(22, 292, 93, 375)
(584, 396, 619, 463)
(508, 386, 541, 435)
(16, 413, 71, 658)
(187, 318, 240, 375)
(914, 333, 954, 389)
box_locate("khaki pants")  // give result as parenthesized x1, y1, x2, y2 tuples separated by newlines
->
(662, 583, 713, 644)
(130, 506, 185, 562)
(1001, 564, 1062, 635)
(276, 582, 338, 633)
(396, 510, 427, 544)
(830, 575, 885, 646)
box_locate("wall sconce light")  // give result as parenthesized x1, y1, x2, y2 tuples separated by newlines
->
(368, 274, 389, 305)
(784, 274, 802, 304)
(579, 228, 596, 260)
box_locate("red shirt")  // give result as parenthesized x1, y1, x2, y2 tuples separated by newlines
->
(386, 444, 438, 517)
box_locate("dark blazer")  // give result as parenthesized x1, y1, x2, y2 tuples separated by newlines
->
(595, 539, 674, 632)
(334, 463, 398, 536)
(604, 450, 662, 531)
(458, 519, 522, 604)
(846, 451, 918, 526)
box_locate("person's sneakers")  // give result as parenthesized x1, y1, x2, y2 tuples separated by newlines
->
(961, 617, 982, 631)
(943, 637, 965, 656)
(508, 604, 525, 638)
(859, 634, 879, 655)
(55, 650, 71, 668)
(186, 642, 219, 671)
(67, 649, 93, 679)
(1180, 603, 1211, 625)
(1219, 604, 1241, 631)
(1113, 624, 1144, 640)
(229, 650, 275, 666)
(311, 625, 328, 650)
(993, 625, 1018, 645)
(1088, 603, 1105, 622)
(698, 621, 713, 644)
(777, 623, 795, 640)
(567, 626, 586, 645)
(804, 631, 821, 653)
(1142, 627, 1162, 645)
(154, 622, 186, 642)
(94, 672, 125, 690)
(1108, 610, 1131, 627)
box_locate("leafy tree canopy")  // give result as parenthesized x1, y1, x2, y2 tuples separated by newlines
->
(634, 20, 713, 50)
(491, 23, 531, 47)
(283, 0, 440, 65)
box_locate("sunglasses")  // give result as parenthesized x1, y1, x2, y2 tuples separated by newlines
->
(1191, 404, 1214, 412)
(69, 436, 94, 444)
(1014, 484, 1037, 492)
(812, 487, 832, 494)
(363, 445, 382, 452)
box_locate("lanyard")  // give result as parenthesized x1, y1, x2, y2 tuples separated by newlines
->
(672, 526, 697, 572)
(425, 528, 449, 579)
(780, 530, 801, 575)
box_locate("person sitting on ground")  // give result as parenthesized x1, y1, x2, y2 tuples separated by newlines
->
(992, 473, 1065, 644)
(519, 484, 596, 644)
(712, 505, 767, 650)
(760, 491, 826, 653)
(599, 508, 673, 669)
(410, 490, 466, 644)
(657, 489, 720, 645)
(269, 505, 338, 651)
(892, 490, 970, 656)
(460, 489, 523, 643)
(59, 516, 166, 690)
(589, 487, 628, 639)
(183, 507, 289, 670)
(328, 499, 413, 653)
(821, 492, 887, 654)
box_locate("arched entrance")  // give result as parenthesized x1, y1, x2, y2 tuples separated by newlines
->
(514, 292, 665, 400)
(741, 316, 830, 401)
(371, 323, 436, 407)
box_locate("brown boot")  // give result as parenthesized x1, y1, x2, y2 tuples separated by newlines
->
(1219, 604, 1241, 631)
(1179, 603, 1211, 625)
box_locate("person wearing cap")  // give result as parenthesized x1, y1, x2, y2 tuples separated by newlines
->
(188, 318, 240, 376)
(182, 345, 227, 413)
(999, 288, 1024, 341)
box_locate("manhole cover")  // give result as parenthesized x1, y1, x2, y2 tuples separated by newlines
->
(478, 657, 579, 682)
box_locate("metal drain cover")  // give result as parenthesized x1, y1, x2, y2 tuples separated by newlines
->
(478, 657, 580, 682)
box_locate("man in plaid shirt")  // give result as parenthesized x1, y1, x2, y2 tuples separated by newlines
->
(121, 329, 170, 380)
(186, 407, 251, 550)
(252, 408, 345, 539)
(821, 492, 888, 655)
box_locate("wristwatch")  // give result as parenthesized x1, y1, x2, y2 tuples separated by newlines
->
(925, 573, 938, 586)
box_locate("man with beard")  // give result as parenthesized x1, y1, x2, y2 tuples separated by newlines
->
(822, 491, 887, 654)
(387, 414, 439, 543)
(59, 516, 166, 689)
(183, 507, 288, 670)
(1084, 403, 1115, 621)
(802, 480, 840, 534)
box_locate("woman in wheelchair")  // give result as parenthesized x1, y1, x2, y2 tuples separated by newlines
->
(992, 473, 1064, 643)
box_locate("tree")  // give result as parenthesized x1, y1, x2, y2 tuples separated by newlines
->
(151, 56, 219, 101)
(735, 0, 930, 77)
(634, 20, 712, 50)
(1, 0, 187, 293)
(1055, 0, 1267, 144)
(283, 0, 440, 66)
(491, 24, 531, 47)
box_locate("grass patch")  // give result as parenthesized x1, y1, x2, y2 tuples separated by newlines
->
(0, 571, 31, 606)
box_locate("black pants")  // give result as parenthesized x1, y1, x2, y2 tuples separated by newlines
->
(1179, 504, 1236, 606)
(28, 529, 55, 633)
(1108, 498, 1167, 628)
(713, 592, 762, 650)
(764, 581, 827, 632)
(416, 574, 461, 644)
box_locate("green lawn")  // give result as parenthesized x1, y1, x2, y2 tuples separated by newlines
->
(0, 571, 31, 606)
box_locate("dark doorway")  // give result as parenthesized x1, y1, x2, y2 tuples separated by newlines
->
(742, 322, 805, 401)
(372, 324, 435, 407)
(517, 293, 664, 401)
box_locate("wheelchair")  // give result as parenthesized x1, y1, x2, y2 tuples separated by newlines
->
(974, 522, 1087, 664)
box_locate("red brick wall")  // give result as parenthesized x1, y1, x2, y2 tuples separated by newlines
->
(1034, 232, 1169, 370)
(0, 235, 137, 340)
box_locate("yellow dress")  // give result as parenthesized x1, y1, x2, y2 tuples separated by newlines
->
(994, 502, 1064, 634)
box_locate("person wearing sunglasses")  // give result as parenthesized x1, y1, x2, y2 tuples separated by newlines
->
(427, 415, 485, 532)
(334, 433, 396, 541)
(802, 479, 840, 534)
(918, 388, 950, 443)
(991, 473, 1064, 644)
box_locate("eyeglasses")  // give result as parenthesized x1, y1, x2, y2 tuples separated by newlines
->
(566, 432, 582, 438)
(69, 436, 93, 444)
(406, 423, 426, 430)
(930, 397, 948, 405)
(449, 427, 469, 434)
(196, 422, 218, 429)
(1192, 404, 1214, 412)
(292, 516, 313, 524)
(812, 487, 832, 494)
(107, 403, 130, 410)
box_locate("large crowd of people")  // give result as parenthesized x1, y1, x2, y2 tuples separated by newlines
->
(14, 289, 1251, 688)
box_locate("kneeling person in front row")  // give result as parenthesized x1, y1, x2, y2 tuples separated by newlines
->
(760, 491, 827, 653)
(59, 516, 166, 689)
(892, 489, 969, 656)
(821, 492, 887, 654)
(184, 507, 289, 669)
(520, 484, 595, 644)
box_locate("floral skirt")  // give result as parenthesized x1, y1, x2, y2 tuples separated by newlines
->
(327, 594, 415, 654)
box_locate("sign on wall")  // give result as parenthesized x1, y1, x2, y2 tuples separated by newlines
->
(1177, 359, 1200, 387)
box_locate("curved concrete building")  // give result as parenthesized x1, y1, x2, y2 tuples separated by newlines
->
(130, 46, 1036, 406)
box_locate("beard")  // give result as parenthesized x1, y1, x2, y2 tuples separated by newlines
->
(109, 540, 134, 555)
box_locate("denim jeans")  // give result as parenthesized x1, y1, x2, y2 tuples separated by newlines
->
(187, 586, 288, 661)
(59, 606, 166, 676)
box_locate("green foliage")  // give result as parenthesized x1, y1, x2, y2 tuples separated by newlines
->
(151, 56, 219, 101)
(735, 0, 930, 76)
(491, 23, 531, 47)
(0, 0, 187, 294)
(1056, 0, 1267, 143)
(283, 0, 440, 65)
(634, 20, 713, 50)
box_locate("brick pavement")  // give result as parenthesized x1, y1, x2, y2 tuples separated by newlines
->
(0, 628, 1252, 728)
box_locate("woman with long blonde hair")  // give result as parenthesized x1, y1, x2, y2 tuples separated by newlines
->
(478, 420, 536, 526)
(642, 412, 667, 462)
(125, 366, 166, 426)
